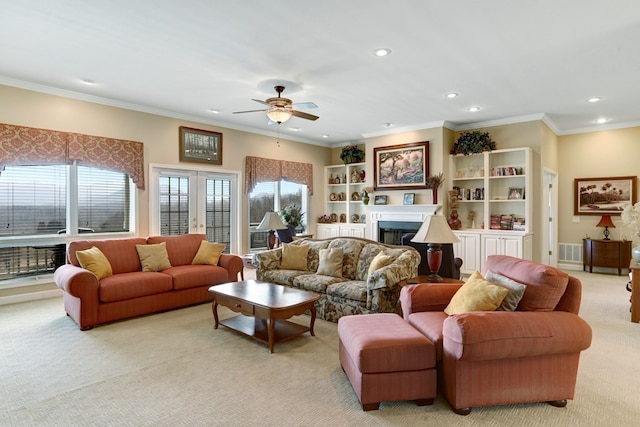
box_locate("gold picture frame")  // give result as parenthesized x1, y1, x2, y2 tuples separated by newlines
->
(179, 126, 222, 165)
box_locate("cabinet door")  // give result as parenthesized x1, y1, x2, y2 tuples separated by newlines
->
(316, 225, 339, 239)
(454, 232, 481, 275)
(502, 235, 522, 258)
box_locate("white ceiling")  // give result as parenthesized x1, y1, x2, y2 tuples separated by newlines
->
(1, 1, 639, 146)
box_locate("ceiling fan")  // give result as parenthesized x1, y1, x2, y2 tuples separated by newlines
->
(233, 85, 319, 124)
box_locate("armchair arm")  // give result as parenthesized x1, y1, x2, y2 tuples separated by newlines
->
(367, 250, 419, 291)
(443, 311, 592, 361)
(399, 283, 462, 319)
(217, 254, 244, 281)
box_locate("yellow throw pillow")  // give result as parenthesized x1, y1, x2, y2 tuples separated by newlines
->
(192, 241, 226, 266)
(444, 271, 509, 315)
(76, 246, 113, 280)
(368, 251, 393, 275)
(136, 242, 172, 272)
(317, 247, 344, 278)
(280, 243, 309, 271)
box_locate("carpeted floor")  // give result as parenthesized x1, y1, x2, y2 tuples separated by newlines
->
(1, 269, 639, 426)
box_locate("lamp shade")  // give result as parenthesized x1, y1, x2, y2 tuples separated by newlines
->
(596, 215, 615, 229)
(256, 211, 287, 231)
(411, 215, 461, 244)
(266, 108, 292, 124)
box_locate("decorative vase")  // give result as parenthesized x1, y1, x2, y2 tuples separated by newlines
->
(633, 245, 640, 263)
(363, 194, 370, 205)
(448, 210, 462, 230)
(431, 188, 438, 204)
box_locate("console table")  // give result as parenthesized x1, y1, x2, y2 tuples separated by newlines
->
(583, 238, 631, 276)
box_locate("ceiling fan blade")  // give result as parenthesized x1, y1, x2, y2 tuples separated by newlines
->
(291, 109, 319, 121)
(232, 108, 268, 114)
(252, 98, 272, 106)
(292, 102, 318, 109)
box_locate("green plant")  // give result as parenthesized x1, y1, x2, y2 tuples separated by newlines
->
(452, 131, 496, 155)
(340, 145, 365, 164)
(278, 204, 305, 229)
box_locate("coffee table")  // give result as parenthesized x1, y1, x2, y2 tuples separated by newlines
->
(209, 280, 321, 353)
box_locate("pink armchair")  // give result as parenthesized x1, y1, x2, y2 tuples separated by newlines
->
(399, 255, 592, 415)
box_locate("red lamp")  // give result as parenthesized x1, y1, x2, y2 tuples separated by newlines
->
(596, 214, 615, 240)
(411, 213, 461, 282)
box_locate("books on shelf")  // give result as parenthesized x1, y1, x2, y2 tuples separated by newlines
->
(490, 214, 525, 231)
(453, 186, 484, 201)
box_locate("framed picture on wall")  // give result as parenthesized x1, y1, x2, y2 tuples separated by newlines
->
(574, 176, 637, 215)
(403, 193, 415, 205)
(374, 195, 388, 205)
(179, 126, 223, 165)
(373, 141, 429, 190)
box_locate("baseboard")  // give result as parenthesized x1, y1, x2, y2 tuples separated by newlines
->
(0, 289, 62, 306)
(558, 262, 582, 271)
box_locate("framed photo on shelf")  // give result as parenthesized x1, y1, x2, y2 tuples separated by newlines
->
(373, 141, 429, 190)
(507, 187, 524, 200)
(179, 126, 222, 165)
(403, 193, 415, 205)
(574, 176, 637, 215)
(374, 195, 388, 205)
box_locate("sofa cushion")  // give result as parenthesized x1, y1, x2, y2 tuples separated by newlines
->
(444, 271, 508, 315)
(293, 273, 344, 293)
(485, 270, 527, 311)
(68, 238, 147, 274)
(261, 269, 310, 287)
(328, 238, 365, 280)
(298, 240, 330, 272)
(76, 246, 113, 280)
(327, 280, 367, 302)
(136, 242, 172, 272)
(280, 243, 309, 271)
(147, 234, 206, 267)
(98, 271, 173, 303)
(407, 311, 448, 361)
(317, 248, 344, 277)
(164, 264, 229, 290)
(191, 241, 226, 266)
(483, 255, 569, 311)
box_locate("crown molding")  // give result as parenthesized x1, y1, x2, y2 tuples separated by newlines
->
(361, 120, 448, 139)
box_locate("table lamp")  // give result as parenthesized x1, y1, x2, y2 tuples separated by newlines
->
(411, 214, 461, 282)
(256, 211, 287, 249)
(596, 214, 615, 240)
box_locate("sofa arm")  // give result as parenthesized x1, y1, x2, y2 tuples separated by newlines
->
(367, 250, 420, 291)
(443, 311, 593, 361)
(53, 264, 100, 303)
(218, 254, 244, 281)
(254, 248, 283, 280)
(399, 283, 463, 319)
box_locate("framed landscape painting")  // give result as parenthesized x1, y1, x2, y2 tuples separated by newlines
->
(574, 176, 636, 215)
(373, 141, 429, 190)
(179, 126, 222, 165)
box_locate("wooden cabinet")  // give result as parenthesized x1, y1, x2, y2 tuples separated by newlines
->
(320, 162, 367, 238)
(583, 239, 631, 276)
(453, 232, 481, 275)
(454, 230, 532, 275)
(316, 224, 365, 239)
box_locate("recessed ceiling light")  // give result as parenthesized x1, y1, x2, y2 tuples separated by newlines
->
(374, 48, 391, 57)
(322, 134, 329, 139)
(288, 127, 300, 132)
(587, 97, 602, 103)
(80, 79, 96, 86)
(446, 92, 459, 99)
(209, 109, 220, 114)
(594, 117, 608, 124)
(383, 122, 393, 127)
(467, 106, 481, 112)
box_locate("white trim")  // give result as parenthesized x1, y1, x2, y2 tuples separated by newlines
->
(0, 288, 62, 306)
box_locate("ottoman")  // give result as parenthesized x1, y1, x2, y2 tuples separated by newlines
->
(338, 313, 437, 411)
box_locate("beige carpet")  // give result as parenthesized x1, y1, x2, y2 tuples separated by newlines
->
(1, 269, 639, 426)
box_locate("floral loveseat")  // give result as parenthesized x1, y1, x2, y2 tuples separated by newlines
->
(254, 237, 420, 322)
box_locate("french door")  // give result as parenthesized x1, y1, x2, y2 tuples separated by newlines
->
(150, 165, 239, 254)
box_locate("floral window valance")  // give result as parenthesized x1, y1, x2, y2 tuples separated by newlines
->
(245, 156, 313, 195)
(0, 123, 145, 189)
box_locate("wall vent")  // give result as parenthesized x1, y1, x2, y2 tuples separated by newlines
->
(559, 243, 583, 263)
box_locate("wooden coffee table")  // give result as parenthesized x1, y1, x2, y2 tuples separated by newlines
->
(209, 280, 321, 353)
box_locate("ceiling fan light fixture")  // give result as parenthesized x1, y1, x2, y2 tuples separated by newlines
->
(266, 108, 292, 124)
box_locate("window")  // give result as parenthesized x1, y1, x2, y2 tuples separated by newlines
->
(249, 180, 306, 251)
(0, 164, 134, 283)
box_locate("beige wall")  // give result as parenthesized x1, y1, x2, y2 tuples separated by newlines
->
(558, 127, 640, 245)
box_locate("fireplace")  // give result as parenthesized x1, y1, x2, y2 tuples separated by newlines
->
(377, 221, 421, 245)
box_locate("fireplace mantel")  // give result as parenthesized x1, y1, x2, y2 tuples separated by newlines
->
(364, 204, 441, 241)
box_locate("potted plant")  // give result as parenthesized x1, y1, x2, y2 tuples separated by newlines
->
(452, 131, 496, 155)
(278, 204, 305, 231)
(340, 145, 365, 164)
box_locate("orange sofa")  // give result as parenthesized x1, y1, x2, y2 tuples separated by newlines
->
(54, 234, 243, 330)
(399, 255, 592, 415)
